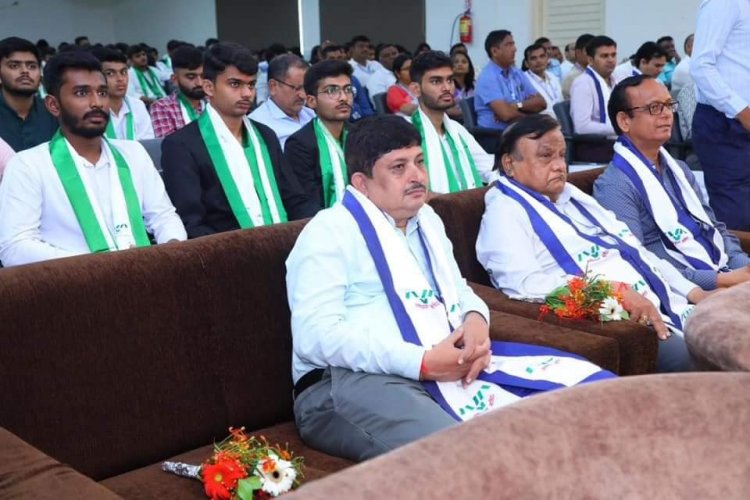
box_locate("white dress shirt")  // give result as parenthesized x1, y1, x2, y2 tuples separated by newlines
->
(286, 201, 489, 384)
(569, 69, 618, 135)
(670, 55, 692, 96)
(110, 96, 155, 140)
(0, 138, 186, 266)
(524, 69, 563, 118)
(365, 68, 396, 104)
(612, 61, 641, 82)
(476, 184, 698, 300)
(560, 60, 574, 81)
(349, 59, 386, 88)
(691, 0, 750, 118)
(249, 97, 315, 150)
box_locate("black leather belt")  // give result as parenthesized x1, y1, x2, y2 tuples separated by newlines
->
(293, 368, 325, 400)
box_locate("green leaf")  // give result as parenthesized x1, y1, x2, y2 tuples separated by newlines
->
(620, 310, 630, 320)
(236, 476, 263, 500)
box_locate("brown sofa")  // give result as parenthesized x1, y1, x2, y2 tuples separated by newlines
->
(287, 372, 750, 499)
(430, 167, 750, 375)
(0, 216, 619, 497)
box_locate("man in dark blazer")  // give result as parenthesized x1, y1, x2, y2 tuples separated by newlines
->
(284, 60, 353, 213)
(162, 42, 317, 238)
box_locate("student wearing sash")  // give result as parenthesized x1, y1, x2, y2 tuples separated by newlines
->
(523, 43, 563, 119)
(126, 45, 166, 107)
(477, 114, 715, 372)
(474, 30, 546, 131)
(161, 42, 315, 238)
(408, 51, 495, 192)
(287, 115, 613, 462)
(92, 48, 154, 141)
(593, 75, 750, 290)
(0, 51, 186, 267)
(150, 45, 206, 138)
(612, 42, 668, 83)
(283, 60, 353, 214)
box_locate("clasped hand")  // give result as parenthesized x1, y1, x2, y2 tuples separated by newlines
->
(422, 312, 491, 386)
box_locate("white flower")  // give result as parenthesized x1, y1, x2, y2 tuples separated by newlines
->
(599, 297, 625, 321)
(256, 453, 296, 497)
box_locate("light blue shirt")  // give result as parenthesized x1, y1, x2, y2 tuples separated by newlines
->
(249, 97, 315, 150)
(691, 0, 750, 118)
(474, 62, 538, 130)
(286, 201, 490, 384)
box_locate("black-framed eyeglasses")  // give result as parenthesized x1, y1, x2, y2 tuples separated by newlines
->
(317, 84, 356, 99)
(626, 100, 678, 116)
(272, 78, 305, 93)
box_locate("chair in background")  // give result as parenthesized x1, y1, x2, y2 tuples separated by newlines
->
(459, 96, 502, 154)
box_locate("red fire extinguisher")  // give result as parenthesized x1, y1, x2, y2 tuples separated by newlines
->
(459, 0, 473, 44)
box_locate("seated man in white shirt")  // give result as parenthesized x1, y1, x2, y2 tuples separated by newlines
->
(287, 114, 613, 462)
(92, 47, 154, 140)
(570, 35, 620, 162)
(365, 43, 399, 104)
(249, 54, 315, 149)
(523, 43, 563, 118)
(347, 35, 386, 88)
(612, 42, 667, 82)
(126, 44, 166, 107)
(0, 50, 186, 267)
(670, 34, 693, 97)
(477, 114, 712, 372)
(408, 50, 496, 191)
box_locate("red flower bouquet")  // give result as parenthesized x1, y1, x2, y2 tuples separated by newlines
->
(540, 273, 629, 323)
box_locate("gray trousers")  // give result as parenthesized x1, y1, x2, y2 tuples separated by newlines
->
(294, 367, 456, 462)
(656, 333, 695, 372)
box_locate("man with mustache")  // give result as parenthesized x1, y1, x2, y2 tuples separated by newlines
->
(150, 44, 207, 138)
(287, 115, 612, 462)
(283, 60, 354, 214)
(0, 37, 58, 151)
(250, 54, 314, 150)
(92, 47, 154, 141)
(161, 42, 314, 238)
(408, 51, 495, 193)
(0, 50, 186, 267)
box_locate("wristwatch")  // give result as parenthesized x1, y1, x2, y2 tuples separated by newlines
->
(516, 101, 523, 111)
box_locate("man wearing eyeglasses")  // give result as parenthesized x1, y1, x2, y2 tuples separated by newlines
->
(283, 60, 355, 213)
(249, 54, 315, 150)
(593, 75, 750, 290)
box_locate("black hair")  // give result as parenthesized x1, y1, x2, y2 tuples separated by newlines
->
(449, 43, 467, 56)
(0, 37, 40, 63)
(633, 42, 666, 67)
(391, 53, 412, 78)
(37, 39, 49, 48)
(171, 45, 203, 70)
(656, 36, 674, 45)
(451, 50, 475, 91)
(43, 50, 102, 97)
(607, 74, 653, 135)
(484, 30, 512, 59)
(321, 44, 345, 58)
(524, 42, 547, 62)
(91, 47, 127, 65)
(268, 53, 308, 82)
(534, 37, 551, 45)
(683, 34, 694, 51)
(309, 44, 321, 64)
(409, 50, 451, 85)
(74, 36, 89, 46)
(414, 42, 431, 54)
(497, 114, 560, 169)
(265, 43, 288, 62)
(303, 60, 352, 95)
(126, 44, 146, 58)
(585, 35, 616, 58)
(203, 42, 258, 81)
(575, 33, 595, 51)
(345, 115, 422, 179)
(205, 38, 220, 47)
(350, 35, 371, 46)
(166, 39, 183, 51)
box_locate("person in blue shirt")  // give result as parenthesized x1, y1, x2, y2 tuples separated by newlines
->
(474, 30, 546, 131)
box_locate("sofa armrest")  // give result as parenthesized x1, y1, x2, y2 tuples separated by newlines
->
(488, 310, 620, 373)
(472, 282, 658, 375)
(730, 229, 750, 253)
(0, 427, 122, 499)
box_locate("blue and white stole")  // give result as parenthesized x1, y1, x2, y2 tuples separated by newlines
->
(342, 187, 614, 421)
(496, 177, 694, 334)
(612, 137, 727, 271)
(585, 67, 611, 123)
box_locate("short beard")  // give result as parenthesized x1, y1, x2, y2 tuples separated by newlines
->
(179, 84, 205, 100)
(3, 85, 39, 98)
(60, 107, 108, 139)
(423, 94, 454, 112)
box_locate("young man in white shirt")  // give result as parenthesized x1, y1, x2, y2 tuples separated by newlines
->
(612, 42, 667, 82)
(0, 50, 185, 267)
(523, 43, 563, 118)
(347, 35, 386, 88)
(92, 47, 154, 141)
(126, 44, 166, 107)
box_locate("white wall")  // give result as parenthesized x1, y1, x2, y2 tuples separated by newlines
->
(299, 0, 320, 60)
(604, 0, 700, 59)
(0, 0, 217, 53)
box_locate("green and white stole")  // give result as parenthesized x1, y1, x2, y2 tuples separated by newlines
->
(105, 97, 135, 140)
(49, 130, 150, 253)
(198, 104, 287, 228)
(177, 92, 202, 125)
(134, 67, 166, 99)
(313, 118, 347, 207)
(411, 107, 482, 193)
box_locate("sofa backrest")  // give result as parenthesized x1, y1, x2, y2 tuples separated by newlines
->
(429, 168, 606, 284)
(0, 220, 307, 480)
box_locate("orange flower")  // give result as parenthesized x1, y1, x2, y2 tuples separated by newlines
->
(260, 456, 277, 474)
(278, 448, 293, 461)
(229, 426, 249, 443)
(203, 457, 248, 500)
